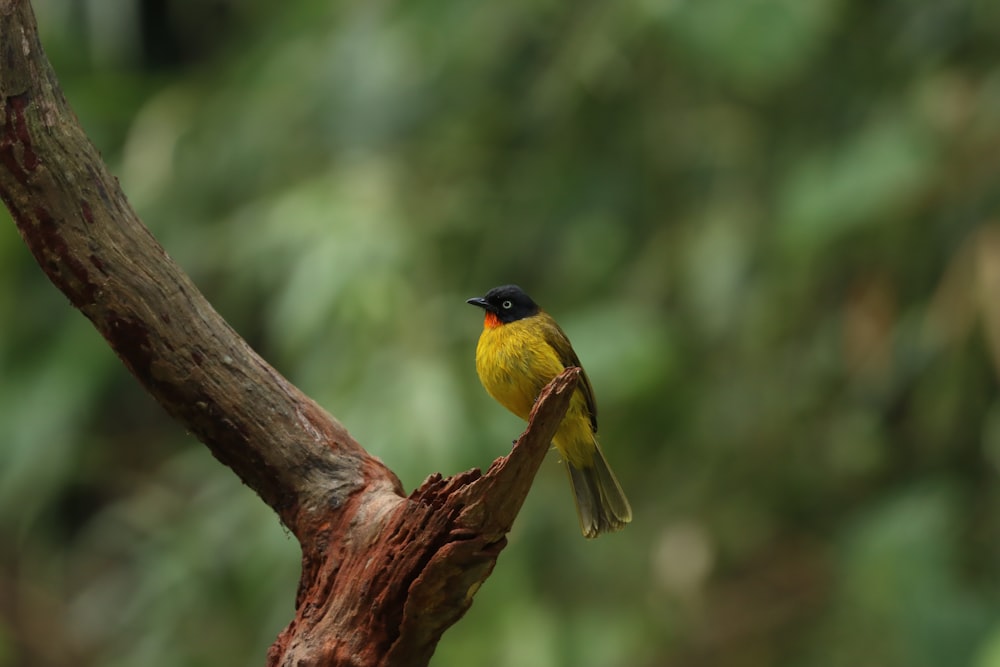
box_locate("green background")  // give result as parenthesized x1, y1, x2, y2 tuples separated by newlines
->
(3, 0, 1000, 665)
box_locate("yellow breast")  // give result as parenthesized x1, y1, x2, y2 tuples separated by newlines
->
(474, 316, 567, 421)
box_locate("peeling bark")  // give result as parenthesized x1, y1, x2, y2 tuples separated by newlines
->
(0, 2, 579, 665)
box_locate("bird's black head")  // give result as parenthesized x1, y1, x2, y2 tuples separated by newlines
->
(466, 284, 540, 324)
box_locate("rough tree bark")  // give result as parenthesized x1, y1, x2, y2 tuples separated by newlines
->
(0, 2, 581, 665)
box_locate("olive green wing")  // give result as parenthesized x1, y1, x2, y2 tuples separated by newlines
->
(538, 312, 598, 432)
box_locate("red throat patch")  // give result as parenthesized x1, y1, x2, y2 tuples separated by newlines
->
(484, 312, 502, 329)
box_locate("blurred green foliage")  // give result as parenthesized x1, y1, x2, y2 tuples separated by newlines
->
(3, 0, 1000, 665)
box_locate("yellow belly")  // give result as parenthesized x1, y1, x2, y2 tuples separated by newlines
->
(474, 318, 596, 468)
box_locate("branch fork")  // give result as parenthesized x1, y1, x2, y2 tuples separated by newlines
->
(0, 2, 579, 664)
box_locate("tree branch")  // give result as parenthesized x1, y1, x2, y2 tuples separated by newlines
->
(0, 1, 578, 664)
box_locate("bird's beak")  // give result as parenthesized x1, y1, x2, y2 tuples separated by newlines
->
(466, 296, 490, 310)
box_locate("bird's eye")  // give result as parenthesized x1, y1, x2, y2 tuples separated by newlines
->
(501, 300, 513, 309)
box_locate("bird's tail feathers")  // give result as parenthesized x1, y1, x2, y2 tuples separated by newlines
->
(565, 440, 632, 538)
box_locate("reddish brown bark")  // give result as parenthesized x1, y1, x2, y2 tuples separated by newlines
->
(0, 2, 580, 665)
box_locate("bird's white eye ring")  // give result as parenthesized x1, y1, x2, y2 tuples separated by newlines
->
(502, 300, 513, 309)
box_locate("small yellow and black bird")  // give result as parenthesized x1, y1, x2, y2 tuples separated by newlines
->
(467, 284, 632, 538)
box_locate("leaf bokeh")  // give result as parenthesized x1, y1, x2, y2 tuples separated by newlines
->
(3, 1, 1000, 665)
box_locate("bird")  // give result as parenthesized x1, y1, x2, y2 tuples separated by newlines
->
(466, 284, 632, 538)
